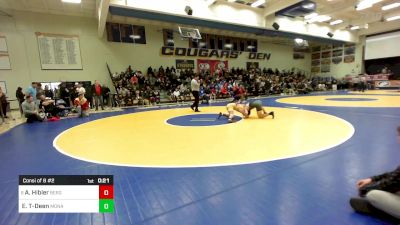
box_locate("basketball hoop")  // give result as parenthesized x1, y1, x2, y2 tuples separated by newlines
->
(178, 27, 202, 40)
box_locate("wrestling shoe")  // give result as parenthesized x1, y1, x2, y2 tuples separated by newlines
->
(228, 118, 233, 123)
(190, 106, 194, 111)
(350, 198, 374, 214)
(217, 112, 222, 119)
(269, 111, 275, 119)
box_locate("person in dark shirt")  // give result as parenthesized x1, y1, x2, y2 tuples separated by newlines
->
(59, 83, 70, 107)
(39, 95, 63, 118)
(16, 87, 25, 116)
(350, 126, 400, 222)
(0, 87, 7, 119)
(44, 85, 54, 99)
(102, 86, 111, 107)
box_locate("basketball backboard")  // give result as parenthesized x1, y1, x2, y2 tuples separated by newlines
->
(178, 27, 202, 40)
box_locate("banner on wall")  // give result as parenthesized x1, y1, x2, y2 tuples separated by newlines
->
(344, 55, 355, 63)
(197, 59, 228, 74)
(176, 60, 195, 70)
(375, 80, 400, 88)
(36, 32, 83, 70)
(246, 62, 259, 70)
(293, 52, 305, 59)
(345, 74, 390, 82)
(161, 46, 271, 60)
(0, 36, 11, 70)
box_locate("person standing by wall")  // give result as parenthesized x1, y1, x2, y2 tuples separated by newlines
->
(16, 87, 25, 116)
(190, 75, 200, 112)
(26, 82, 37, 102)
(92, 80, 104, 111)
(44, 85, 54, 99)
(102, 85, 111, 107)
(0, 87, 8, 119)
(59, 82, 70, 107)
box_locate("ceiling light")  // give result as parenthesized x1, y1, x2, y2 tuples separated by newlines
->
(350, 26, 360, 30)
(304, 12, 318, 20)
(62, 0, 81, 3)
(386, 15, 400, 21)
(356, 3, 373, 10)
(199, 42, 207, 47)
(251, 0, 265, 7)
(247, 45, 255, 49)
(382, 2, 400, 10)
(317, 15, 331, 22)
(306, 15, 331, 23)
(224, 44, 233, 48)
(294, 38, 304, 44)
(356, 0, 382, 10)
(359, 0, 383, 5)
(302, 2, 316, 9)
(227, 0, 236, 2)
(129, 35, 141, 39)
(330, 19, 343, 25)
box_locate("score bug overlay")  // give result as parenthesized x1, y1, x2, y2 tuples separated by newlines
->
(19, 175, 114, 213)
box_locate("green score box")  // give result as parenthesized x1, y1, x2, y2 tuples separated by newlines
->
(99, 199, 114, 213)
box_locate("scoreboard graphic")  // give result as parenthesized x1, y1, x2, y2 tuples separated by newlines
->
(19, 175, 114, 213)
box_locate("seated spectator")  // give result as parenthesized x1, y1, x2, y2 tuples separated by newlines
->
(172, 88, 181, 102)
(200, 86, 210, 104)
(22, 95, 43, 123)
(296, 82, 308, 94)
(219, 84, 229, 98)
(39, 95, 64, 119)
(150, 90, 160, 105)
(74, 92, 89, 117)
(349, 126, 400, 222)
(210, 86, 217, 102)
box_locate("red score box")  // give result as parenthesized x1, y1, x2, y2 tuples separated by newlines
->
(99, 185, 114, 199)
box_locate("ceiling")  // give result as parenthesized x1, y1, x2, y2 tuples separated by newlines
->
(0, 0, 97, 18)
(229, 0, 400, 35)
(1, 0, 399, 39)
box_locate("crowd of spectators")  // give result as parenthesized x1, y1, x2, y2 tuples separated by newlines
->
(110, 65, 338, 106)
(1, 65, 356, 124)
(0, 81, 114, 123)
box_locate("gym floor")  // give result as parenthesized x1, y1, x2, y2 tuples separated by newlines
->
(1, 90, 399, 225)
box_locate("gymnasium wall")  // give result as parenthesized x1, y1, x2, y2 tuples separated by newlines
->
(0, 10, 314, 97)
(327, 44, 364, 77)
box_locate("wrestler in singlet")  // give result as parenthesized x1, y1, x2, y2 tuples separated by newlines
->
(219, 99, 274, 122)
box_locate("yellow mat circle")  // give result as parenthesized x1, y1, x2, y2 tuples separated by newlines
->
(53, 107, 354, 167)
(276, 95, 400, 107)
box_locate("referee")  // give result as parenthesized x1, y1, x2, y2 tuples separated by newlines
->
(190, 75, 200, 112)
